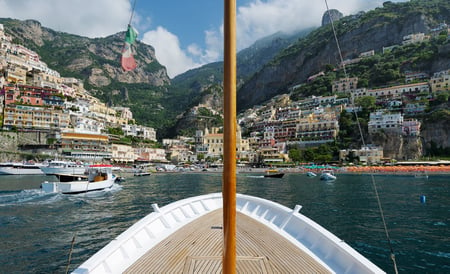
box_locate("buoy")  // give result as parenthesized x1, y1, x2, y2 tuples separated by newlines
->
(420, 195, 426, 204)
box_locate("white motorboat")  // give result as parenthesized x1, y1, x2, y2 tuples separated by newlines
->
(320, 170, 337, 181)
(0, 162, 45, 175)
(40, 160, 87, 175)
(41, 164, 115, 194)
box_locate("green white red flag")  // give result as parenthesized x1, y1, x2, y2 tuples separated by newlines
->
(121, 24, 138, 71)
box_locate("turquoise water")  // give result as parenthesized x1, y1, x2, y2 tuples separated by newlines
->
(0, 172, 448, 273)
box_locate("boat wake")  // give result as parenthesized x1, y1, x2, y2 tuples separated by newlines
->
(0, 189, 60, 206)
(0, 183, 122, 206)
(246, 175, 265, 178)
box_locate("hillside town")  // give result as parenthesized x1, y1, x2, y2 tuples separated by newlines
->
(1, 23, 449, 167)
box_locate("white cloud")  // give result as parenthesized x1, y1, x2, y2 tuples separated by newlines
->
(234, 0, 409, 51)
(142, 27, 201, 78)
(0, 0, 131, 37)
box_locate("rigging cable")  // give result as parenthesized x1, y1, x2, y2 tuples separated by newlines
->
(129, 0, 138, 25)
(324, 0, 399, 273)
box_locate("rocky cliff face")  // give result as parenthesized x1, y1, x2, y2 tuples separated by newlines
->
(371, 132, 423, 160)
(421, 117, 450, 152)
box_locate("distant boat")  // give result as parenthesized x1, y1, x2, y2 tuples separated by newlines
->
(264, 169, 285, 178)
(0, 162, 45, 175)
(134, 171, 151, 177)
(414, 171, 428, 179)
(39, 160, 86, 175)
(320, 170, 337, 181)
(41, 164, 114, 194)
(306, 171, 317, 177)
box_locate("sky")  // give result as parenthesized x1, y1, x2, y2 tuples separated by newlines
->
(0, 0, 409, 78)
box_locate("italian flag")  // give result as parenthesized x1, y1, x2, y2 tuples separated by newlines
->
(121, 25, 138, 71)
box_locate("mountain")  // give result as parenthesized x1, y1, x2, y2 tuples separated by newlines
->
(168, 29, 313, 135)
(236, 0, 450, 111)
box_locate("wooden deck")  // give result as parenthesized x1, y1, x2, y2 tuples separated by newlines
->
(124, 209, 330, 273)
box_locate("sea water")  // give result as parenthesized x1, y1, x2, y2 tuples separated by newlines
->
(0, 172, 448, 273)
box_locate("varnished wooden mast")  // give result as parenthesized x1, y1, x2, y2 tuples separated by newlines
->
(223, 0, 237, 273)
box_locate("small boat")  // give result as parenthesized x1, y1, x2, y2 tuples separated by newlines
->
(414, 171, 428, 179)
(0, 162, 45, 175)
(41, 164, 115, 194)
(39, 160, 86, 175)
(134, 172, 151, 177)
(306, 171, 317, 177)
(264, 169, 285, 178)
(320, 170, 337, 181)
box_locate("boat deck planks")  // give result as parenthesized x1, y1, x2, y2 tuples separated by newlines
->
(124, 209, 330, 273)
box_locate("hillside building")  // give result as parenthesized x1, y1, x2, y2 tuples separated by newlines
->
(430, 69, 450, 92)
(3, 104, 70, 130)
(339, 146, 384, 165)
(368, 111, 403, 134)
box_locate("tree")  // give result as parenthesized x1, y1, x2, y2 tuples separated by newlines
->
(288, 148, 302, 162)
(303, 149, 315, 162)
(356, 96, 376, 114)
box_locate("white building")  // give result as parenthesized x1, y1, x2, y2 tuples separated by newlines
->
(112, 144, 136, 163)
(368, 111, 403, 134)
(122, 124, 157, 141)
(70, 114, 104, 134)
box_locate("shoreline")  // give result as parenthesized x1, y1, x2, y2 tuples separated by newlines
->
(119, 166, 450, 176)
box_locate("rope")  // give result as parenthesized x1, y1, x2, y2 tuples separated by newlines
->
(324, 1, 399, 273)
(129, 0, 138, 25)
(65, 233, 77, 274)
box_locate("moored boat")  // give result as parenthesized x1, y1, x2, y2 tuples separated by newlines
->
(0, 162, 45, 175)
(263, 169, 285, 178)
(320, 169, 337, 181)
(41, 164, 114, 194)
(39, 160, 87, 175)
(134, 172, 151, 176)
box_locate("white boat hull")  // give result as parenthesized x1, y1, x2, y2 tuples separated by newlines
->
(40, 166, 86, 175)
(41, 178, 114, 194)
(73, 193, 384, 274)
(41, 164, 114, 194)
(0, 163, 45, 175)
(320, 173, 337, 180)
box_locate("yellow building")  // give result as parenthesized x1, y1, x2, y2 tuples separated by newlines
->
(3, 104, 70, 130)
(60, 131, 111, 161)
(203, 126, 249, 159)
(430, 70, 450, 92)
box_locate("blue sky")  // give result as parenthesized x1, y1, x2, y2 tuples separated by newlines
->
(0, 0, 409, 78)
